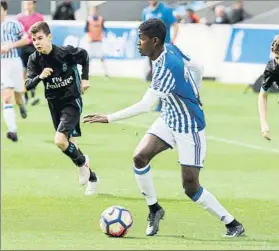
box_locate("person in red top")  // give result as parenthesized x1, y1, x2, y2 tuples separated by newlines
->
(183, 9, 200, 23)
(17, 0, 44, 106)
(85, 6, 109, 78)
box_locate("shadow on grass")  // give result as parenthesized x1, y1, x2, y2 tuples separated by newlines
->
(97, 193, 191, 204)
(156, 234, 279, 246)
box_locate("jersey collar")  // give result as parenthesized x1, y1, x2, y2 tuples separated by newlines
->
(152, 45, 167, 64)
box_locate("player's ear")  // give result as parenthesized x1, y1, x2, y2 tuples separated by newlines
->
(48, 33, 52, 42)
(152, 37, 159, 46)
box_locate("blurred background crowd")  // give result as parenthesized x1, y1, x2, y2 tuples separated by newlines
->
(6, 0, 278, 25)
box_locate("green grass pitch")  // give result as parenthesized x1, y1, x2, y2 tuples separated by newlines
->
(1, 77, 279, 250)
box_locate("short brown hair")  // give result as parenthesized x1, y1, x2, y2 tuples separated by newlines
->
(1, 1, 8, 11)
(271, 36, 279, 53)
(30, 21, 51, 36)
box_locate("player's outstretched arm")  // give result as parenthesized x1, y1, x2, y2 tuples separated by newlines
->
(1, 36, 29, 53)
(258, 91, 270, 141)
(83, 89, 159, 124)
(258, 67, 274, 141)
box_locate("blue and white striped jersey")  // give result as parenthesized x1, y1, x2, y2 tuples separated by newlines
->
(1, 19, 25, 59)
(150, 44, 206, 133)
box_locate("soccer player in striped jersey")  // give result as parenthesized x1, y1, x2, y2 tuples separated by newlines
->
(1, 1, 29, 142)
(84, 18, 245, 237)
(17, 0, 44, 106)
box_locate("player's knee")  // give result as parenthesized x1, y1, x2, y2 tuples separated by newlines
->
(14, 93, 23, 105)
(182, 178, 200, 198)
(54, 134, 68, 150)
(133, 152, 149, 169)
(2, 91, 13, 104)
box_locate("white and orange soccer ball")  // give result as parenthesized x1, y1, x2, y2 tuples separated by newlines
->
(100, 205, 133, 237)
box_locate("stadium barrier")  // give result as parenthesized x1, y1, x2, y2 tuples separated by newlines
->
(48, 21, 279, 84)
(49, 21, 145, 79)
(220, 24, 279, 84)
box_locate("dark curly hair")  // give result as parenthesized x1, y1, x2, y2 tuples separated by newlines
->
(139, 18, 166, 45)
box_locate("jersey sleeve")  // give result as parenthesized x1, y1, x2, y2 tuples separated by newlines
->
(262, 63, 275, 92)
(25, 54, 41, 90)
(13, 21, 25, 39)
(150, 65, 175, 96)
(66, 45, 90, 80)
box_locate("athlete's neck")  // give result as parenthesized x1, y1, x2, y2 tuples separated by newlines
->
(150, 46, 165, 61)
(1, 15, 6, 23)
(43, 44, 53, 55)
(24, 10, 35, 16)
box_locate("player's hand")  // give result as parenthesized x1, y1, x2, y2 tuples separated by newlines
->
(81, 80, 90, 94)
(39, 68, 53, 79)
(83, 114, 109, 123)
(1, 44, 12, 54)
(261, 123, 271, 141)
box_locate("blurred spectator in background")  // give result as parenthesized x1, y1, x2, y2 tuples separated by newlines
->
(52, 0, 75, 20)
(17, 0, 44, 106)
(85, 6, 109, 78)
(214, 5, 230, 24)
(142, 0, 178, 111)
(142, 1, 178, 45)
(227, 0, 251, 24)
(181, 8, 200, 24)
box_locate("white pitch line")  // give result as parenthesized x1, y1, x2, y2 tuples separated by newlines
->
(206, 136, 279, 154)
(115, 121, 279, 154)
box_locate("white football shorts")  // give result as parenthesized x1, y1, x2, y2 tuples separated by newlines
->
(1, 57, 24, 92)
(89, 41, 104, 58)
(147, 117, 206, 167)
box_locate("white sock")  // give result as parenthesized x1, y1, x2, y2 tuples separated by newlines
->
(101, 60, 109, 76)
(193, 187, 234, 224)
(134, 164, 157, 205)
(3, 104, 17, 132)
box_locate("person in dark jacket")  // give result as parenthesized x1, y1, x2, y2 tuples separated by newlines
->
(52, 0, 75, 20)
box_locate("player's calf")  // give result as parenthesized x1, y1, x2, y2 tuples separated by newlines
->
(2, 89, 17, 139)
(55, 132, 96, 185)
(188, 185, 245, 237)
(14, 92, 28, 119)
(181, 165, 245, 237)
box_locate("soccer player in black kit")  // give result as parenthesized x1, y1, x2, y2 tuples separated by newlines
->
(258, 36, 279, 141)
(25, 21, 98, 195)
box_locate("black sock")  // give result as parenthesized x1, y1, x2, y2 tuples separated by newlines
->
(24, 92, 29, 102)
(148, 202, 162, 214)
(19, 104, 25, 109)
(226, 219, 240, 228)
(31, 89, 35, 98)
(89, 169, 97, 182)
(63, 142, 86, 167)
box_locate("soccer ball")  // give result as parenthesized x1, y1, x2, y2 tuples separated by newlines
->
(100, 205, 133, 237)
